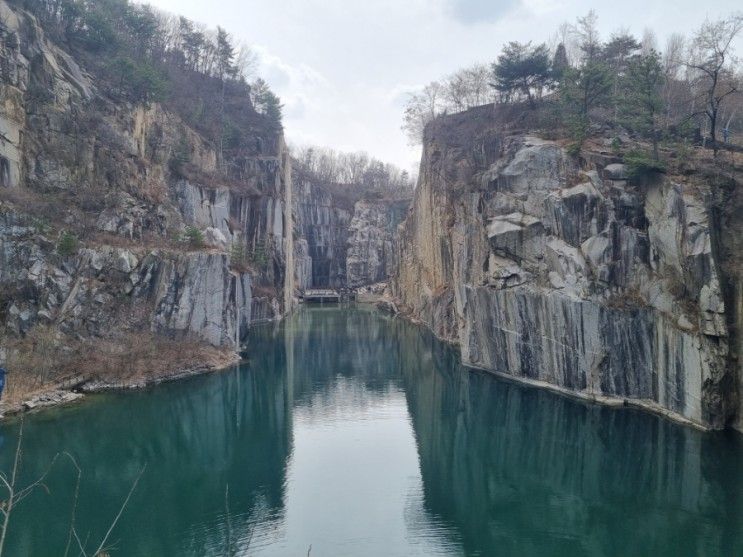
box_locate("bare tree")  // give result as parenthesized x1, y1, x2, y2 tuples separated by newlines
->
(0, 420, 146, 557)
(235, 43, 259, 82)
(641, 28, 659, 55)
(401, 82, 446, 145)
(554, 21, 580, 66)
(71, 465, 146, 557)
(686, 14, 743, 150)
(661, 33, 688, 129)
(576, 10, 601, 63)
(444, 65, 494, 112)
(663, 34, 686, 78)
(0, 420, 60, 556)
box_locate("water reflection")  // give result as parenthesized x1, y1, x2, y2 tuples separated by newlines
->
(0, 306, 741, 556)
(398, 323, 743, 556)
(1, 345, 293, 555)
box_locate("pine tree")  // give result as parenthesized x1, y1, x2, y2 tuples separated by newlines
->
(491, 41, 552, 107)
(559, 62, 612, 142)
(251, 79, 283, 130)
(601, 33, 641, 120)
(552, 43, 569, 81)
(620, 51, 664, 160)
(216, 27, 236, 81)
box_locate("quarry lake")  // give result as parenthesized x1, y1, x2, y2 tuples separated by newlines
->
(1, 306, 742, 556)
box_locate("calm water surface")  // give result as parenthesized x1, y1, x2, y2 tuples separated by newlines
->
(1, 306, 742, 556)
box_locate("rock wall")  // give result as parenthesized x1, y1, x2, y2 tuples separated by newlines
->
(292, 179, 410, 291)
(1, 206, 255, 349)
(292, 180, 352, 289)
(346, 199, 409, 288)
(392, 107, 739, 430)
(0, 0, 293, 358)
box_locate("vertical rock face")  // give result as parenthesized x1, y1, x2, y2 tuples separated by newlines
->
(292, 181, 352, 289)
(291, 179, 411, 291)
(392, 108, 739, 430)
(0, 210, 256, 349)
(0, 0, 294, 354)
(346, 199, 409, 288)
(171, 150, 294, 325)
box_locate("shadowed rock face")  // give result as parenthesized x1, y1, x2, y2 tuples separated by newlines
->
(392, 110, 739, 430)
(292, 181, 352, 289)
(291, 179, 410, 290)
(346, 199, 409, 289)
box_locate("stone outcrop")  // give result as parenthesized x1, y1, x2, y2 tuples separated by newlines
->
(392, 107, 740, 430)
(0, 0, 293, 365)
(0, 210, 255, 348)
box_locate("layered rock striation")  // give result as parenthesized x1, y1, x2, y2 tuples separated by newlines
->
(292, 180, 352, 289)
(291, 177, 410, 291)
(392, 107, 741, 430)
(346, 198, 409, 289)
(0, 0, 293, 365)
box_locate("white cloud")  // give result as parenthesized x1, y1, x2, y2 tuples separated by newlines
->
(142, 0, 743, 172)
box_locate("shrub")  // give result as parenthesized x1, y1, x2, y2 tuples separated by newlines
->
(566, 142, 582, 157)
(57, 231, 78, 257)
(250, 244, 268, 269)
(230, 241, 249, 272)
(107, 56, 168, 104)
(624, 150, 666, 181)
(183, 227, 204, 248)
(169, 136, 191, 178)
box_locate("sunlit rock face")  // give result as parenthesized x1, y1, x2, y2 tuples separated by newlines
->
(392, 107, 739, 430)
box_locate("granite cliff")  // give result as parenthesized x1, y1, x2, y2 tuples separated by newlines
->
(392, 106, 742, 430)
(0, 0, 410, 407)
(0, 0, 294, 400)
(291, 171, 410, 291)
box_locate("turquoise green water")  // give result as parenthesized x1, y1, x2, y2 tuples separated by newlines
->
(1, 306, 741, 556)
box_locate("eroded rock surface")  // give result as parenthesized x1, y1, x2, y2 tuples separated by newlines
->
(392, 110, 740, 429)
(0, 0, 293, 364)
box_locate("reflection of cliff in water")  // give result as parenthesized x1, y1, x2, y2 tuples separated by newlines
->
(251, 306, 406, 409)
(399, 324, 743, 556)
(3, 306, 742, 556)
(1, 359, 293, 555)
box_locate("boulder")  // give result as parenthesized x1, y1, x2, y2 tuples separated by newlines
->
(603, 163, 628, 180)
(203, 227, 228, 250)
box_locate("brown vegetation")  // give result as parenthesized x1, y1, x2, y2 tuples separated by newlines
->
(1, 328, 235, 408)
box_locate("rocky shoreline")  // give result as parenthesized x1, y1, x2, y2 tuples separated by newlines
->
(0, 299, 718, 432)
(385, 300, 711, 431)
(0, 352, 240, 420)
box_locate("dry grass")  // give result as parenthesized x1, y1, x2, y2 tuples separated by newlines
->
(1, 328, 236, 407)
(73, 333, 234, 383)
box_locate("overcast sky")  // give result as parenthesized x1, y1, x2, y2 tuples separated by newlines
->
(142, 0, 741, 171)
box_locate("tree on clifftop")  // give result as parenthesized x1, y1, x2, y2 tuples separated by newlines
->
(601, 32, 641, 119)
(686, 14, 743, 152)
(491, 41, 552, 107)
(552, 43, 569, 80)
(559, 62, 612, 140)
(620, 51, 665, 159)
(250, 79, 283, 130)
